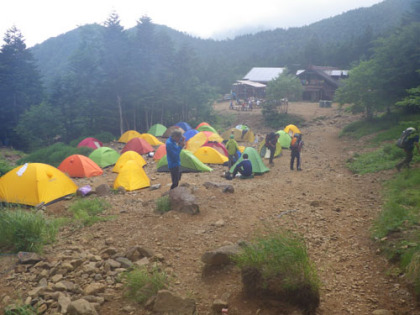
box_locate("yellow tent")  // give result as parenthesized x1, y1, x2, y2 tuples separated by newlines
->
(186, 132, 223, 153)
(139, 133, 163, 146)
(118, 130, 142, 143)
(284, 124, 301, 136)
(0, 163, 78, 206)
(112, 151, 147, 173)
(194, 147, 228, 164)
(113, 160, 150, 191)
(221, 128, 255, 143)
(238, 146, 245, 153)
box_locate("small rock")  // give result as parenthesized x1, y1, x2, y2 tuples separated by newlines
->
(67, 299, 98, 315)
(17, 252, 43, 264)
(372, 310, 394, 315)
(95, 184, 110, 196)
(84, 283, 106, 296)
(115, 257, 133, 269)
(150, 184, 161, 191)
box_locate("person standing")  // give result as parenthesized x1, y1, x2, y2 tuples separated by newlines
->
(290, 133, 304, 171)
(226, 134, 239, 168)
(166, 130, 185, 189)
(265, 132, 279, 165)
(396, 127, 420, 171)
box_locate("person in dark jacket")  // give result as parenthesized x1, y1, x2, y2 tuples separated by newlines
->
(290, 133, 304, 171)
(227, 154, 253, 179)
(166, 130, 185, 189)
(396, 127, 420, 171)
(265, 132, 279, 165)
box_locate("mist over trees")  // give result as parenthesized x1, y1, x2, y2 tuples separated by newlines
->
(0, 0, 418, 150)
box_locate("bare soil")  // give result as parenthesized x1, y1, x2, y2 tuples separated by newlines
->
(1, 102, 419, 314)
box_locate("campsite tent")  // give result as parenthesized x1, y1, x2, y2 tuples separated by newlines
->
(276, 130, 292, 148)
(139, 133, 163, 146)
(147, 124, 167, 137)
(112, 151, 147, 173)
(258, 141, 282, 159)
(203, 142, 228, 157)
(194, 147, 228, 164)
(236, 124, 249, 130)
(89, 147, 120, 168)
(121, 138, 154, 155)
(58, 154, 103, 177)
(183, 129, 199, 141)
(118, 130, 142, 143)
(162, 126, 184, 138)
(230, 147, 269, 175)
(186, 132, 223, 153)
(77, 137, 103, 150)
(113, 160, 150, 191)
(153, 144, 167, 161)
(157, 150, 212, 173)
(175, 122, 192, 131)
(0, 163, 78, 206)
(196, 122, 210, 129)
(222, 128, 255, 143)
(284, 124, 301, 136)
(197, 125, 218, 133)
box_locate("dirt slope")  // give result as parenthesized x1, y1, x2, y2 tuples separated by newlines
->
(1, 102, 419, 314)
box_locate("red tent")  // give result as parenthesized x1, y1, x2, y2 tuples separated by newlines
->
(77, 137, 103, 150)
(203, 142, 228, 157)
(121, 138, 154, 155)
(196, 122, 210, 129)
(153, 144, 167, 161)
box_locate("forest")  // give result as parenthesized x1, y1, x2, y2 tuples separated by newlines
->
(0, 0, 419, 151)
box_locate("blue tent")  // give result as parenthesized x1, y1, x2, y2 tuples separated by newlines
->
(184, 129, 199, 141)
(175, 122, 192, 131)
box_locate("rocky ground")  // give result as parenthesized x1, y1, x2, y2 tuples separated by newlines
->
(1, 102, 419, 315)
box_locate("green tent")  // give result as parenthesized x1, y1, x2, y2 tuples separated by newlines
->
(276, 130, 292, 148)
(197, 125, 218, 133)
(258, 141, 282, 159)
(157, 149, 213, 173)
(148, 123, 167, 137)
(230, 147, 269, 175)
(89, 147, 120, 168)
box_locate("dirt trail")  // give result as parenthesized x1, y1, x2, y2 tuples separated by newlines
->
(1, 102, 419, 314)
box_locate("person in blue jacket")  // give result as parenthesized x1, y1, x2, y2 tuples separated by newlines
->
(166, 130, 185, 189)
(226, 153, 253, 180)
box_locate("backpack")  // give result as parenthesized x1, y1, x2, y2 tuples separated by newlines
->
(290, 136, 299, 149)
(396, 128, 415, 149)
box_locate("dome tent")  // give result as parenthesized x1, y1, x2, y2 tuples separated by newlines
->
(157, 150, 212, 173)
(112, 151, 147, 173)
(258, 141, 282, 159)
(58, 154, 103, 178)
(175, 122, 192, 131)
(118, 130, 142, 143)
(230, 147, 269, 175)
(139, 133, 163, 146)
(89, 147, 120, 168)
(147, 124, 167, 137)
(121, 138, 154, 155)
(77, 137, 103, 150)
(276, 130, 292, 148)
(221, 128, 255, 143)
(194, 146, 228, 165)
(113, 160, 150, 191)
(284, 124, 301, 136)
(153, 144, 167, 161)
(0, 163, 78, 206)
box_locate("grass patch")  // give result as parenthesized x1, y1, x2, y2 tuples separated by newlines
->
(346, 144, 410, 174)
(4, 303, 37, 315)
(155, 196, 171, 214)
(371, 169, 420, 297)
(263, 113, 305, 130)
(17, 143, 93, 167)
(68, 198, 111, 227)
(122, 266, 168, 304)
(234, 228, 320, 312)
(0, 209, 60, 253)
(0, 157, 14, 176)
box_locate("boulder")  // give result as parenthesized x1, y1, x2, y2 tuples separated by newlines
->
(95, 184, 110, 196)
(83, 283, 105, 296)
(153, 290, 196, 315)
(67, 299, 98, 315)
(201, 244, 243, 266)
(168, 187, 199, 215)
(203, 182, 234, 193)
(125, 246, 154, 261)
(17, 252, 43, 264)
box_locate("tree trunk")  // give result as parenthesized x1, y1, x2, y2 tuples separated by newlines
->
(117, 95, 123, 135)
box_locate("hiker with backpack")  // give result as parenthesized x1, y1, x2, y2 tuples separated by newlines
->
(290, 133, 304, 171)
(396, 127, 420, 171)
(265, 132, 279, 165)
(226, 134, 239, 168)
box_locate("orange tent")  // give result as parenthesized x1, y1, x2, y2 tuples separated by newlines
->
(58, 154, 103, 178)
(121, 138, 154, 155)
(153, 144, 167, 161)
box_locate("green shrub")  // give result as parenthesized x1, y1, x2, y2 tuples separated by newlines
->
(4, 303, 37, 315)
(234, 229, 320, 312)
(17, 143, 93, 167)
(94, 131, 116, 143)
(68, 198, 111, 227)
(0, 158, 14, 176)
(122, 267, 168, 304)
(0, 209, 59, 253)
(155, 196, 171, 214)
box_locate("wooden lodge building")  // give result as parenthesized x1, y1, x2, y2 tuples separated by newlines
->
(232, 66, 348, 102)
